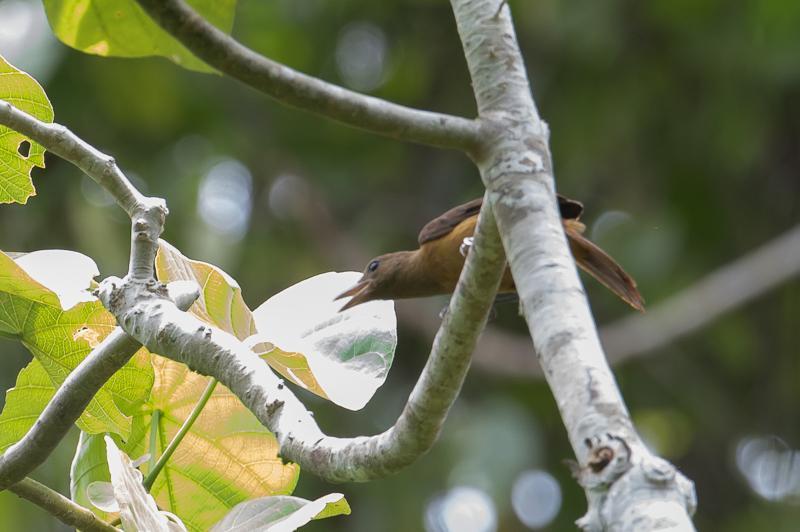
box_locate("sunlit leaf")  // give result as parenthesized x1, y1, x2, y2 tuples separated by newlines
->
(252, 272, 397, 411)
(71, 358, 300, 532)
(71, 242, 300, 532)
(157, 240, 397, 410)
(155, 240, 324, 398)
(42, 0, 237, 73)
(0, 359, 54, 453)
(210, 493, 350, 532)
(0, 250, 153, 441)
(0, 55, 53, 204)
(155, 239, 255, 340)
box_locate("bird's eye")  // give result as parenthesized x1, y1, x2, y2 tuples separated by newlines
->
(367, 260, 380, 272)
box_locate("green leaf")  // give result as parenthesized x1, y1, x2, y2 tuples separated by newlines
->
(71, 431, 114, 522)
(71, 358, 300, 532)
(210, 493, 350, 532)
(252, 272, 397, 411)
(0, 56, 53, 204)
(0, 359, 54, 453)
(42, 0, 237, 73)
(0, 250, 154, 441)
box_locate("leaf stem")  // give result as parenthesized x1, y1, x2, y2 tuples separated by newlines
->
(148, 409, 161, 474)
(143, 378, 218, 490)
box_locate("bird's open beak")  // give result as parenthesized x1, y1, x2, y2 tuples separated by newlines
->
(334, 278, 373, 311)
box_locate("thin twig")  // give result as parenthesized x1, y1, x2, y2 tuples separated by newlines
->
(134, 0, 482, 152)
(9, 477, 118, 532)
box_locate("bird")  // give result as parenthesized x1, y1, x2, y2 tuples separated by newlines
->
(335, 195, 645, 312)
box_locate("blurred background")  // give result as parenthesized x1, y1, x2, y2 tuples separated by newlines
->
(1, 0, 799, 530)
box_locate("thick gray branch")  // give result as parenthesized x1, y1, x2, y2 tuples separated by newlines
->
(96, 200, 505, 482)
(449, 1, 695, 529)
(8, 478, 118, 532)
(0, 330, 139, 492)
(134, 0, 482, 152)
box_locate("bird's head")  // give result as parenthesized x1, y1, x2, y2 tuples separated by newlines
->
(335, 252, 412, 311)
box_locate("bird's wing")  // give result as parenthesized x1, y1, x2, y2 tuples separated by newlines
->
(418, 198, 483, 245)
(417, 194, 584, 245)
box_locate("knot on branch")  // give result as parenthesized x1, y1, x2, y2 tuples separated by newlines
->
(96, 276, 170, 324)
(575, 433, 632, 490)
(132, 197, 169, 242)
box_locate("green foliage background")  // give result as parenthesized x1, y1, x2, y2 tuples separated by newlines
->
(1, 0, 799, 530)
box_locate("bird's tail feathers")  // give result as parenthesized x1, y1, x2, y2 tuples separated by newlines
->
(564, 223, 645, 312)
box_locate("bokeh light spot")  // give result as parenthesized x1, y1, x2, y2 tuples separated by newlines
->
(736, 435, 800, 502)
(335, 22, 388, 92)
(424, 486, 497, 532)
(197, 159, 253, 240)
(511, 469, 561, 529)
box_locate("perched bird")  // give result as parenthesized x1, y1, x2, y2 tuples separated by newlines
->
(336, 195, 645, 312)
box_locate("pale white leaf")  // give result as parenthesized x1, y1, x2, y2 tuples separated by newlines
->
(14, 250, 98, 309)
(252, 272, 396, 410)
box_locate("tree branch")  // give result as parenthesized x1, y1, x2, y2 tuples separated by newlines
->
(95, 199, 505, 482)
(8, 478, 118, 532)
(1, 100, 507, 481)
(134, 0, 482, 152)
(0, 102, 194, 496)
(448, 1, 695, 529)
(0, 100, 166, 281)
(0, 330, 139, 492)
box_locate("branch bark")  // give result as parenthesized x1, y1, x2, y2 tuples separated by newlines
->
(134, 0, 482, 152)
(448, 1, 695, 529)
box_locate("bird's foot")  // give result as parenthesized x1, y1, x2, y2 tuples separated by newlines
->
(459, 237, 474, 257)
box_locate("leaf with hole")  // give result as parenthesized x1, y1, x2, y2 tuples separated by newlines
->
(0, 56, 53, 204)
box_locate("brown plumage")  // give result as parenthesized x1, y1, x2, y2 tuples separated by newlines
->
(336, 195, 644, 312)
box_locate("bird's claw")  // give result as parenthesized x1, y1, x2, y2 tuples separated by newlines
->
(459, 237, 474, 257)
